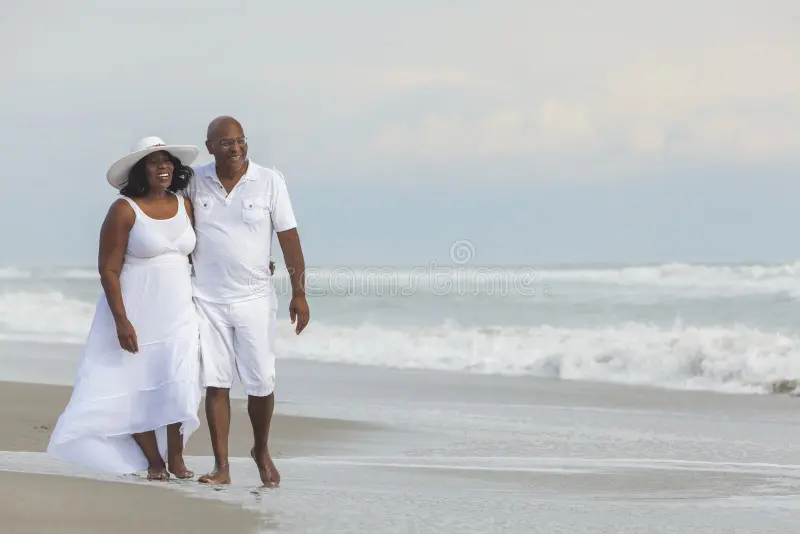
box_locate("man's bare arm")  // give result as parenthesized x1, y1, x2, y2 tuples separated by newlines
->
(277, 228, 305, 295)
(276, 228, 309, 334)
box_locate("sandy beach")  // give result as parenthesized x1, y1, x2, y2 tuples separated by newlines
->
(2, 471, 258, 534)
(5, 358, 800, 532)
(0, 378, 386, 534)
(0, 380, 260, 534)
(0, 379, 383, 457)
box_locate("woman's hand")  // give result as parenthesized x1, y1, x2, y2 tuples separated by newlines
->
(115, 318, 139, 353)
(99, 199, 136, 353)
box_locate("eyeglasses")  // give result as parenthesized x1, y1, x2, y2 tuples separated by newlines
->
(218, 137, 248, 149)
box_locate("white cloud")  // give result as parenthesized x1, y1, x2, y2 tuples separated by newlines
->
(368, 99, 599, 160)
(345, 40, 800, 172)
(2, 0, 799, 184)
(293, 1, 800, 174)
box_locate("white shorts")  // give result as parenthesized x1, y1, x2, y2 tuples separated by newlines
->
(193, 294, 278, 397)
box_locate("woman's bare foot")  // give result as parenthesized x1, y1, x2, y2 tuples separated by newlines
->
(147, 467, 170, 481)
(167, 455, 194, 479)
(251, 446, 280, 488)
(198, 464, 231, 484)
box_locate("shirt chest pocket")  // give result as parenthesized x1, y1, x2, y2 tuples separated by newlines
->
(241, 195, 270, 225)
(196, 193, 213, 212)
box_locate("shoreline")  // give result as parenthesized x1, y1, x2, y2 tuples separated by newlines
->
(0, 471, 260, 534)
(0, 379, 387, 456)
(3, 336, 798, 405)
(0, 379, 387, 534)
(4, 359, 800, 532)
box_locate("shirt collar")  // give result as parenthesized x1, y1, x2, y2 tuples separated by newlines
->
(203, 159, 255, 181)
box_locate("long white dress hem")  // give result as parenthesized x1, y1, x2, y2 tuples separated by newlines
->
(47, 193, 201, 475)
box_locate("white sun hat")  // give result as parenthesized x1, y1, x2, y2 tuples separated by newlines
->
(106, 136, 200, 190)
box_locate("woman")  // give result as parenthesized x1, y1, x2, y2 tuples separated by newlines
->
(48, 136, 202, 481)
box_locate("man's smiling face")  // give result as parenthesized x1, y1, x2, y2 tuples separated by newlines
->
(206, 117, 248, 176)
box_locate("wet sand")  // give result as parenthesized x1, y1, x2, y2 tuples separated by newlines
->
(0, 380, 381, 457)
(5, 361, 800, 532)
(0, 379, 384, 534)
(1, 471, 258, 534)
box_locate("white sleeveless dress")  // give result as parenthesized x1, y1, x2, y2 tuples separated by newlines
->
(47, 193, 202, 474)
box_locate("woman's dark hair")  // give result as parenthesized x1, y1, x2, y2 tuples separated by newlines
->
(119, 152, 194, 198)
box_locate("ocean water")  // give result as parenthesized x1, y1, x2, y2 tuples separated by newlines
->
(6, 261, 800, 532)
(2, 260, 800, 395)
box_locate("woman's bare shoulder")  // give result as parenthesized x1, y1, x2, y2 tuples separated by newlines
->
(105, 197, 136, 226)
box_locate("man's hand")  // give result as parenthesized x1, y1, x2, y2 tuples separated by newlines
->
(269, 261, 275, 275)
(276, 228, 308, 334)
(289, 294, 309, 335)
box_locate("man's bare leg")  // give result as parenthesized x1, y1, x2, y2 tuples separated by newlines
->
(132, 430, 169, 481)
(166, 423, 194, 479)
(248, 392, 280, 487)
(198, 387, 232, 484)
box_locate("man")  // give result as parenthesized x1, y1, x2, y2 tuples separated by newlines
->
(183, 116, 309, 487)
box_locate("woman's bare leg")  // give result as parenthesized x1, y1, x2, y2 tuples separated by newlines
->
(167, 423, 194, 479)
(132, 431, 169, 481)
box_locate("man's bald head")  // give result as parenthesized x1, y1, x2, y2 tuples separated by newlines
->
(206, 115, 243, 141)
(205, 116, 248, 177)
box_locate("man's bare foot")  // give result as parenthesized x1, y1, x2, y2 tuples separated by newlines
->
(251, 446, 280, 487)
(198, 464, 231, 484)
(168, 456, 194, 479)
(147, 467, 170, 481)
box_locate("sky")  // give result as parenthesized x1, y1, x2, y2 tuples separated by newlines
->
(2, 0, 799, 268)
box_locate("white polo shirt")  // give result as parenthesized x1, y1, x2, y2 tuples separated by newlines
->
(182, 159, 298, 303)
